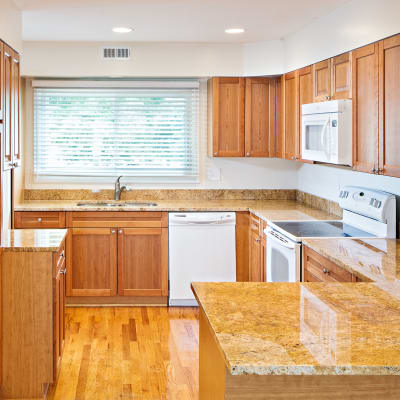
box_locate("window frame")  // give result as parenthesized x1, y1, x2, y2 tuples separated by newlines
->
(30, 79, 201, 184)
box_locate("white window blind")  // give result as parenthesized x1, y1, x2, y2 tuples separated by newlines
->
(33, 80, 199, 179)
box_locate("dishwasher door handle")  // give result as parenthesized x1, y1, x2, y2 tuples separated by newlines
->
(266, 228, 297, 249)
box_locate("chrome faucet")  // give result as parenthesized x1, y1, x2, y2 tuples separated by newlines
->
(114, 176, 127, 200)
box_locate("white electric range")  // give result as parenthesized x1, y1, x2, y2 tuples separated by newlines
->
(265, 186, 397, 282)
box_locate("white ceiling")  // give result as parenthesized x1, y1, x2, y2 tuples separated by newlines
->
(15, 0, 351, 43)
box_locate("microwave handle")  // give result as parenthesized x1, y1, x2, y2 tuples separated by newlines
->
(320, 119, 330, 150)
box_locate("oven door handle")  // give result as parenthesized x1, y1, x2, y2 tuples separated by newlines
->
(265, 228, 297, 249)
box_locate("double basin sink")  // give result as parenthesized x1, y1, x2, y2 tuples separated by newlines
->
(77, 201, 158, 207)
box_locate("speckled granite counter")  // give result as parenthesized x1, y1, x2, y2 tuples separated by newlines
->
(1, 229, 67, 252)
(303, 238, 400, 283)
(14, 200, 338, 223)
(192, 282, 400, 376)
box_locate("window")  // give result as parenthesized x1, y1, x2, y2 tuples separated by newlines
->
(33, 80, 199, 181)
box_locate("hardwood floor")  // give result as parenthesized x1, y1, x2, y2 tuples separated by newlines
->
(50, 306, 199, 400)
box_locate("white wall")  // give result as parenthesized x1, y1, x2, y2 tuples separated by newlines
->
(21, 41, 245, 77)
(243, 40, 285, 76)
(298, 164, 400, 201)
(0, 0, 22, 53)
(284, 0, 400, 71)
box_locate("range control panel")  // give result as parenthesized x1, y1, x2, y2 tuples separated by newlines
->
(338, 186, 396, 222)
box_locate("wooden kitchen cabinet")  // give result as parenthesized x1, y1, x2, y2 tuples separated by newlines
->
(2, 43, 20, 171)
(313, 59, 331, 102)
(208, 77, 245, 157)
(303, 246, 363, 282)
(118, 228, 168, 296)
(283, 71, 298, 161)
(352, 43, 379, 174)
(14, 211, 66, 229)
(378, 34, 400, 178)
(1, 235, 66, 398)
(249, 214, 266, 282)
(331, 52, 352, 100)
(0, 42, 4, 121)
(65, 212, 169, 301)
(244, 77, 275, 157)
(66, 227, 117, 297)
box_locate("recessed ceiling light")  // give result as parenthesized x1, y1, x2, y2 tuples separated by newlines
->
(225, 28, 245, 34)
(112, 27, 133, 33)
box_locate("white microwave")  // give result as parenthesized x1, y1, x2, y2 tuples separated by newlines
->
(301, 99, 352, 165)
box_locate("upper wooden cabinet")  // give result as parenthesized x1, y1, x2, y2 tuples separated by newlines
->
(331, 52, 352, 99)
(352, 43, 379, 174)
(313, 53, 351, 102)
(378, 34, 400, 178)
(313, 59, 331, 102)
(208, 77, 278, 158)
(244, 77, 275, 157)
(2, 43, 20, 171)
(283, 71, 298, 160)
(208, 77, 245, 157)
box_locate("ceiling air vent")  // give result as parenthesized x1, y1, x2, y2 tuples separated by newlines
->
(101, 47, 131, 60)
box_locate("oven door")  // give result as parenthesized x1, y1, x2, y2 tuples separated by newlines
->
(266, 228, 301, 282)
(301, 113, 335, 163)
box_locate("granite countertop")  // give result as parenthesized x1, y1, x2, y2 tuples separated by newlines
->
(192, 282, 400, 376)
(303, 238, 400, 283)
(14, 200, 339, 223)
(1, 229, 67, 252)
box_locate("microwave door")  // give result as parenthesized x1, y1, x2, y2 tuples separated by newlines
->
(302, 115, 331, 162)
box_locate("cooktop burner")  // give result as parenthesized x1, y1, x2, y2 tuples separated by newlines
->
(270, 220, 376, 241)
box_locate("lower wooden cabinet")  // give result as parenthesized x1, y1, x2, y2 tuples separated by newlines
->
(118, 228, 168, 296)
(303, 245, 363, 282)
(1, 236, 66, 398)
(66, 212, 169, 299)
(66, 228, 117, 297)
(249, 214, 267, 282)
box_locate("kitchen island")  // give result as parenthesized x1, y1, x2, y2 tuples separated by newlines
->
(192, 282, 400, 399)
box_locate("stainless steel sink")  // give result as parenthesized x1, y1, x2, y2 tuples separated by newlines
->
(76, 202, 158, 207)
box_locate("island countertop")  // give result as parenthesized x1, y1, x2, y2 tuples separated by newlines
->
(191, 281, 400, 376)
(1, 229, 67, 252)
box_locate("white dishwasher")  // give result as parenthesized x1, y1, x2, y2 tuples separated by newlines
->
(169, 212, 236, 306)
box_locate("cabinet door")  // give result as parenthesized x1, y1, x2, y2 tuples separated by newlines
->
(274, 76, 284, 158)
(66, 228, 117, 296)
(118, 228, 168, 296)
(331, 52, 352, 99)
(313, 59, 331, 102)
(249, 230, 262, 282)
(12, 52, 20, 166)
(378, 34, 400, 177)
(352, 43, 379, 173)
(261, 221, 267, 282)
(297, 66, 313, 161)
(209, 77, 245, 157)
(283, 71, 298, 161)
(245, 77, 273, 157)
(54, 264, 65, 380)
(3, 46, 12, 171)
(0, 42, 4, 121)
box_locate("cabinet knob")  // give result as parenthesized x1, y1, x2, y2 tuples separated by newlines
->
(246, 152, 250, 157)
(292, 156, 297, 160)
(37, 217, 42, 222)
(256, 238, 260, 243)
(322, 268, 330, 275)
(370, 167, 377, 173)
(213, 152, 217, 156)
(119, 229, 123, 234)
(378, 168, 384, 174)
(111, 229, 116, 234)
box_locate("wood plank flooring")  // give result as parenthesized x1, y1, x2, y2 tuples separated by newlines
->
(50, 306, 199, 400)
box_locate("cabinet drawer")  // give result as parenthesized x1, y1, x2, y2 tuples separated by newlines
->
(66, 211, 168, 228)
(303, 246, 353, 282)
(14, 211, 66, 229)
